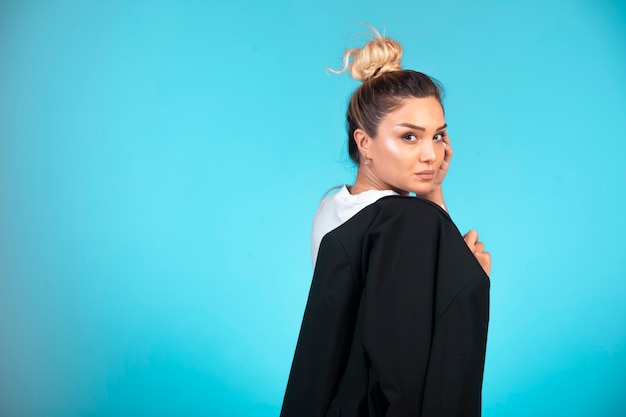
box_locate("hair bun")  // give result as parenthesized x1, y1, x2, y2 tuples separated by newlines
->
(329, 27, 403, 82)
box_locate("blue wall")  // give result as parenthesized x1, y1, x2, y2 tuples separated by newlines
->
(1, 1, 625, 416)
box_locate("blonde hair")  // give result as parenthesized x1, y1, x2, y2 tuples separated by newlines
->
(329, 26, 403, 82)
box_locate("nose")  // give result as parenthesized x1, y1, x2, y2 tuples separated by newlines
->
(419, 139, 436, 163)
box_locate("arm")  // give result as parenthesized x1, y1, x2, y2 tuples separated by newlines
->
(361, 207, 438, 414)
(362, 200, 489, 415)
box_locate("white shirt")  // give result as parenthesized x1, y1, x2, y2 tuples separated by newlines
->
(311, 185, 399, 266)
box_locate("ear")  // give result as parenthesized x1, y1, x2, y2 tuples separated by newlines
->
(353, 128, 372, 159)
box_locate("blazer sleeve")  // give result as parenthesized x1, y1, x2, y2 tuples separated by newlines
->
(362, 201, 489, 416)
(280, 235, 361, 417)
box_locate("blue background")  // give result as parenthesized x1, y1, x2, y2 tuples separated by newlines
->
(1, 0, 625, 416)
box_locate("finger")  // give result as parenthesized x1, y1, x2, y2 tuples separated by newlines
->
(463, 229, 478, 246)
(478, 251, 491, 264)
(475, 247, 490, 264)
(474, 242, 485, 253)
(443, 138, 453, 162)
(445, 145, 454, 162)
(480, 252, 491, 272)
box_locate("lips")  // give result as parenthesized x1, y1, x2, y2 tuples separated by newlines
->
(415, 170, 435, 180)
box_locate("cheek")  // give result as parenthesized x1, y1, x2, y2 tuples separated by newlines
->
(375, 137, 403, 162)
(379, 137, 401, 155)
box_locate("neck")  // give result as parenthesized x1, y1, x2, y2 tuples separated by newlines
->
(349, 168, 408, 196)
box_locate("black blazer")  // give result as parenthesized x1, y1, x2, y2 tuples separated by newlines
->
(281, 196, 490, 417)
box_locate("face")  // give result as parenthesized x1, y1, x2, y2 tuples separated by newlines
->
(355, 96, 447, 196)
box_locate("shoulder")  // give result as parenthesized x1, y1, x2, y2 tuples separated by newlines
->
(312, 185, 347, 224)
(361, 195, 452, 229)
(375, 195, 448, 213)
(323, 195, 454, 254)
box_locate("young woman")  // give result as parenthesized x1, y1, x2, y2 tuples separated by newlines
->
(282, 29, 491, 417)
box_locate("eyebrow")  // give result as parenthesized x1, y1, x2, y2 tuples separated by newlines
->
(395, 123, 448, 131)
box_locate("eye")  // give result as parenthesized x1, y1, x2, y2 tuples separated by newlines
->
(433, 132, 447, 142)
(402, 133, 418, 142)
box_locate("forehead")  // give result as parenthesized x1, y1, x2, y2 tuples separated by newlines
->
(382, 97, 445, 127)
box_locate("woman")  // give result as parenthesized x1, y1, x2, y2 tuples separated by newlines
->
(282, 28, 491, 417)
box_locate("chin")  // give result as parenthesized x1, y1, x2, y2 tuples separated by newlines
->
(410, 184, 434, 196)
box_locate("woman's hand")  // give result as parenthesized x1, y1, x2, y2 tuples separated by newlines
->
(463, 229, 491, 277)
(433, 134, 453, 190)
(418, 135, 453, 210)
